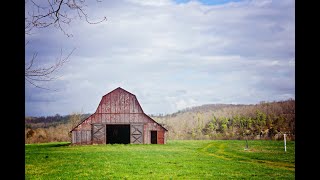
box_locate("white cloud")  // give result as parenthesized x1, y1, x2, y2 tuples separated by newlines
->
(125, 0, 173, 6)
(25, 0, 295, 116)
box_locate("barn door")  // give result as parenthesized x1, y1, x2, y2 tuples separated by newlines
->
(130, 124, 144, 144)
(157, 131, 164, 144)
(92, 124, 105, 144)
(151, 131, 157, 144)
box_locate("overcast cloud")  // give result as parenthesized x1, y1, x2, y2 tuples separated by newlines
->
(25, 0, 295, 117)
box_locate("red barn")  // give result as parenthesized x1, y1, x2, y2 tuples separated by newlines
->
(70, 87, 167, 144)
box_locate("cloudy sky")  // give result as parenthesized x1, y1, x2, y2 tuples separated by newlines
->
(25, 0, 295, 117)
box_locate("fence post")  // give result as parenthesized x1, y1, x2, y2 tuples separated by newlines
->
(284, 133, 287, 152)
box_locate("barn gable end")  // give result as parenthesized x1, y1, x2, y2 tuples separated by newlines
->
(70, 87, 167, 145)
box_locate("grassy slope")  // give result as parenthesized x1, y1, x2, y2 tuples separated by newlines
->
(25, 140, 295, 179)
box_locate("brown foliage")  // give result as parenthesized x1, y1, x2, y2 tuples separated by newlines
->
(154, 99, 295, 140)
(25, 112, 85, 143)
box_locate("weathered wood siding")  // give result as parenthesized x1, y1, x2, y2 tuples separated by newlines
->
(71, 130, 91, 144)
(143, 118, 166, 144)
(71, 87, 167, 145)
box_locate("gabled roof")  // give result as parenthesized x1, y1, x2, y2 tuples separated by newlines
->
(103, 87, 136, 98)
(70, 87, 168, 132)
(69, 113, 93, 132)
(144, 114, 168, 131)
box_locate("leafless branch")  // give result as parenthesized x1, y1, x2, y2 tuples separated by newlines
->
(25, 52, 37, 71)
(26, 0, 107, 36)
(25, 77, 57, 91)
(25, 48, 76, 90)
(25, 0, 107, 90)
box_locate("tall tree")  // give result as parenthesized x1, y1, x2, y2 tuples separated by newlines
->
(234, 115, 252, 149)
(253, 110, 267, 138)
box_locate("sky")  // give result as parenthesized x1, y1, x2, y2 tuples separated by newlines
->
(25, 0, 295, 117)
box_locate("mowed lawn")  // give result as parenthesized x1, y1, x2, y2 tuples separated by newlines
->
(25, 140, 295, 179)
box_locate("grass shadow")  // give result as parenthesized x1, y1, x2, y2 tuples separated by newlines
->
(50, 142, 71, 147)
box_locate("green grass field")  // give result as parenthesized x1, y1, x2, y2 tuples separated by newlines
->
(25, 140, 295, 179)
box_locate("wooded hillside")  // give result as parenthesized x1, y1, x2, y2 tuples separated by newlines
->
(152, 99, 295, 141)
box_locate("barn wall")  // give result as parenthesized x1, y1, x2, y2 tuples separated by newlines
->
(144, 121, 166, 144)
(71, 88, 167, 145)
(72, 131, 76, 144)
(71, 130, 91, 144)
(72, 116, 167, 145)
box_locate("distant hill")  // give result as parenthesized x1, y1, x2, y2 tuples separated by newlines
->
(149, 104, 248, 118)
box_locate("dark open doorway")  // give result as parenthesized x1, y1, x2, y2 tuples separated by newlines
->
(151, 131, 157, 144)
(106, 125, 130, 144)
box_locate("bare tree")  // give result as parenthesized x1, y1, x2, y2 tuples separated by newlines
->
(25, 0, 107, 90)
(69, 112, 83, 129)
(25, 47, 76, 90)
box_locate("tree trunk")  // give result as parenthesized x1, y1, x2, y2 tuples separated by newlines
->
(245, 135, 249, 149)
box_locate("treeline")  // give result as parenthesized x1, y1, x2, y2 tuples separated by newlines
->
(25, 113, 88, 144)
(148, 104, 241, 118)
(152, 99, 295, 141)
(25, 113, 91, 129)
(25, 99, 295, 144)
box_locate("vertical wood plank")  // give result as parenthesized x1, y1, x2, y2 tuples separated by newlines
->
(125, 93, 130, 113)
(87, 130, 91, 144)
(72, 131, 76, 144)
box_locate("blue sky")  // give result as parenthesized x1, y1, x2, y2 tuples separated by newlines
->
(175, 0, 242, 5)
(25, 0, 295, 117)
